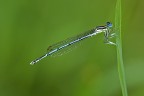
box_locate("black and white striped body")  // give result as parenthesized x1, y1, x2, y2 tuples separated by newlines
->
(30, 24, 111, 65)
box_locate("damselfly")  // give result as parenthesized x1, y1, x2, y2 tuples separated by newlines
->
(30, 22, 115, 65)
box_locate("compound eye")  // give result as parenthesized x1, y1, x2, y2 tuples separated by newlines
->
(107, 22, 112, 27)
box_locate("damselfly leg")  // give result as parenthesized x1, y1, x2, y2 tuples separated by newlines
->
(104, 22, 116, 45)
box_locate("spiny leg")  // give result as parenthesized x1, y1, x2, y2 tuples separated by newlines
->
(109, 33, 116, 38)
(104, 30, 116, 45)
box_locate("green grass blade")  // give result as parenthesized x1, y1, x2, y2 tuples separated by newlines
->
(115, 0, 128, 96)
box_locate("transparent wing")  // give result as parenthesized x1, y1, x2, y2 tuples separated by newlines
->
(47, 29, 95, 52)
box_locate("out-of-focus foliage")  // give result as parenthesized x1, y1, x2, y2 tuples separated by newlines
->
(0, 0, 144, 96)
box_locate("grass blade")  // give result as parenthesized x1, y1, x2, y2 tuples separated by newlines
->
(115, 0, 128, 96)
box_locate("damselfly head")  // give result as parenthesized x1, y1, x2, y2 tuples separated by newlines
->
(106, 22, 112, 28)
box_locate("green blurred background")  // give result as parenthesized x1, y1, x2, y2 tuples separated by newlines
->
(0, 0, 144, 96)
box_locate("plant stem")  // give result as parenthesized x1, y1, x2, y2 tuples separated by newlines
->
(115, 0, 128, 96)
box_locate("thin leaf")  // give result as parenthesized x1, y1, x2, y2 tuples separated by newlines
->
(115, 0, 128, 96)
